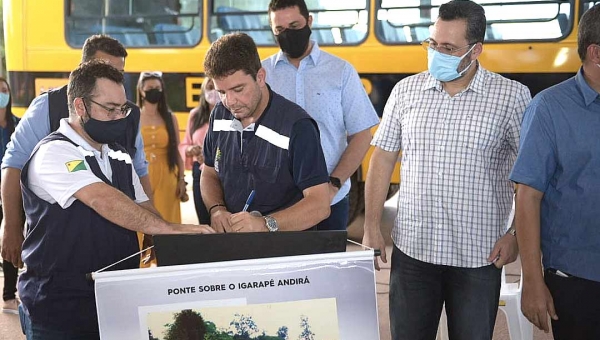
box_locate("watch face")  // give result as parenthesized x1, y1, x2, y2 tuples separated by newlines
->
(265, 216, 278, 232)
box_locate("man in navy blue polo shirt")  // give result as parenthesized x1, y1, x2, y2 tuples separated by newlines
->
(201, 32, 331, 233)
(510, 4, 600, 338)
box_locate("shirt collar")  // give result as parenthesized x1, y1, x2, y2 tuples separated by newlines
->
(57, 118, 109, 156)
(274, 39, 320, 66)
(575, 67, 600, 107)
(422, 62, 486, 95)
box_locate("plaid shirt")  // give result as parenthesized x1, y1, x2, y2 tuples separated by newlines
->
(373, 65, 531, 267)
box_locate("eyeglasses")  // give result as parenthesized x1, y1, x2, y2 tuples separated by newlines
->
(85, 97, 132, 118)
(421, 39, 475, 55)
(140, 71, 163, 79)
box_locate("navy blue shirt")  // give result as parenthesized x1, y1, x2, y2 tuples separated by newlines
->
(204, 88, 329, 214)
(510, 68, 600, 282)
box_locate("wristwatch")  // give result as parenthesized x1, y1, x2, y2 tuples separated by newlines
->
(264, 215, 279, 232)
(329, 176, 342, 189)
(507, 227, 516, 236)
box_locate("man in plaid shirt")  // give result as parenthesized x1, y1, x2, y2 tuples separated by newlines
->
(363, 1, 531, 339)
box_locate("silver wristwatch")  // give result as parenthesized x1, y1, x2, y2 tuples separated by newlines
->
(264, 215, 279, 232)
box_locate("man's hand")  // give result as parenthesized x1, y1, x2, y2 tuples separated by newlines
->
(229, 212, 268, 232)
(362, 227, 387, 271)
(328, 183, 339, 203)
(181, 224, 216, 234)
(487, 233, 518, 268)
(1, 221, 24, 268)
(521, 278, 558, 333)
(210, 209, 232, 233)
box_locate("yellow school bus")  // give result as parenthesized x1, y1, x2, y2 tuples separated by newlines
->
(3, 0, 595, 221)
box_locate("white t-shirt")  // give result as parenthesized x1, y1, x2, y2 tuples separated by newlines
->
(27, 119, 148, 209)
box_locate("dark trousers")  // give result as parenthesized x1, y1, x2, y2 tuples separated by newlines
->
(192, 162, 210, 225)
(19, 304, 99, 340)
(1, 207, 18, 301)
(389, 245, 501, 340)
(311, 195, 349, 231)
(545, 269, 600, 340)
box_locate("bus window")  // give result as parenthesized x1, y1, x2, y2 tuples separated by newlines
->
(65, 0, 201, 47)
(209, 0, 369, 45)
(583, 0, 600, 13)
(376, 0, 573, 44)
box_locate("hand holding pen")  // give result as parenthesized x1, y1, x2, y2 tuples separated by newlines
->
(229, 190, 266, 232)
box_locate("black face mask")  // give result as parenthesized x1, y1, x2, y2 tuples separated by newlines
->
(275, 25, 312, 59)
(144, 89, 163, 104)
(82, 114, 128, 144)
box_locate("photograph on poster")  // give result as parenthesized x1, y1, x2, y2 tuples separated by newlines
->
(145, 298, 340, 340)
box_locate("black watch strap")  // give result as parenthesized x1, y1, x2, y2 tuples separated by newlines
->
(329, 176, 342, 189)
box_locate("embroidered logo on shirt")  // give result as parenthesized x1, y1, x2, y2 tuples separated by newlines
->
(215, 147, 221, 173)
(65, 160, 86, 173)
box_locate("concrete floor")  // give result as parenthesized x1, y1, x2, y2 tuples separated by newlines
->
(0, 187, 555, 340)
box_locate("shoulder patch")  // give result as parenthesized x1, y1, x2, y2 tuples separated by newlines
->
(65, 160, 87, 172)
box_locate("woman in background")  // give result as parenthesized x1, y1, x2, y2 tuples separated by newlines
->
(0, 77, 20, 314)
(137, 71, 186, 224)
(179, 77, 218, 224)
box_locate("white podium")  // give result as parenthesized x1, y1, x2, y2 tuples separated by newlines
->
(94, 250, 379, 340)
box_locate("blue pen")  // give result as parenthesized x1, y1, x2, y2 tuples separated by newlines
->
(242, 190, 256, 212)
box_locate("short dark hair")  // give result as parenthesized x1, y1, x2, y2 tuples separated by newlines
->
(67, 60, 124, 115)
(268, 0, 309, 22)
(81, 34, 128, 63)
(578, 4, 600, 61)
(438, 0, 486, 44)
(204, 33, 261, 80)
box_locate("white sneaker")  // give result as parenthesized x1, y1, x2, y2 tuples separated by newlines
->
(1, 299, 19, 315)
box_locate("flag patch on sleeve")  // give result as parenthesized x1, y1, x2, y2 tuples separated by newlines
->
(65, 160, 86, 172)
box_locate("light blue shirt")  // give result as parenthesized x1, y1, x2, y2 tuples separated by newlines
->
(510, 68, 600, 282)
(2, 93, 149, 178)
(262, 40, 379, 204)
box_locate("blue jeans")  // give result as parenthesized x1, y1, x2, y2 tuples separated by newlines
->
(389, 246, 501, 340)
(311, 195, 349, 231)
(19, 304, 100, 340)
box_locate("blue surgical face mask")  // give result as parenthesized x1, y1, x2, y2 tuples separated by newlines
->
(0, 93, 10, 108)
(427, 45, 476, 82)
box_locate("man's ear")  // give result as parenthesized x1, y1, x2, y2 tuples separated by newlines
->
(588, 44, 600, 64)
(73, 97, 86, 118)
(470, 42, 483, 61)
(308, 14, 313, 28)
(256, 68, 267, 86)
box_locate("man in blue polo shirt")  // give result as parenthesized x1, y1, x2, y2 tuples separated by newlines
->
(201, 32, 330, 233)
(510, 4, 600, 338)
(262, 0, 380, 231)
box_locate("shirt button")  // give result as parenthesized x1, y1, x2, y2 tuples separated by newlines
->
(436, 224, 443, 229)
(438, 171, 443, 176)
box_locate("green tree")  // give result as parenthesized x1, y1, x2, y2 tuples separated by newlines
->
(229, 314, 259, 339)
(204, 321, 234, 340)
(276, 326, 289, 339)
(163, 309, 207, 340)
(297, 316, 315, 340)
